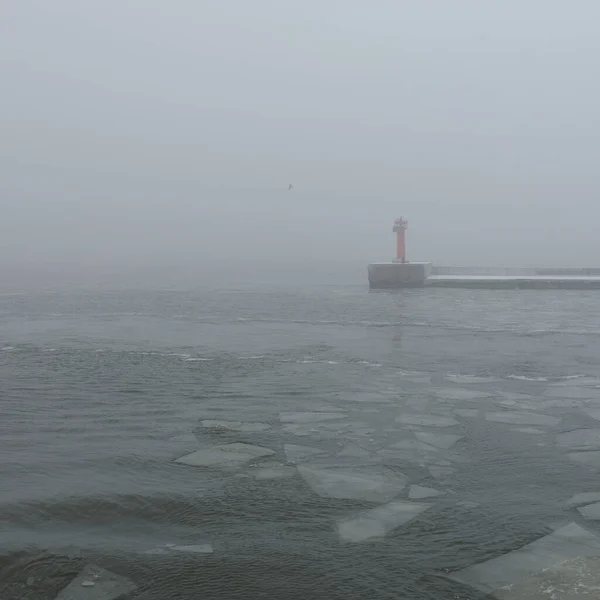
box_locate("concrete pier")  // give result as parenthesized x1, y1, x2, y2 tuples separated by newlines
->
(368, 262, 432, 289)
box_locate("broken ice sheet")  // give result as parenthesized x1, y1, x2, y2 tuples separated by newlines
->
(454, 408, 479, 418)
(510, 428, 545, 435)
(448, 522, 600, 595)
(485, 412, 560, 426)
(175, 443, 275, 468)
(337, 501, 430, 542)
(446, 375, 501, 384)
(545, 387, 600, 400)
(298, 465, 407, 502)
(254, 464, 297, 480)
(568, 451, 600, 467)
(396, 414, 459, 428)
(429, 465, 456, 480)
(337, 443, 370, 458)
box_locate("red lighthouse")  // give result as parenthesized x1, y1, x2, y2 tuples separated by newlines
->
(393, 218, 408, 263)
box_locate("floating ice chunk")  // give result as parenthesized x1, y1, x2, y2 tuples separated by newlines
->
(510, 428, 545, 435)
(409, 485, 444, 499)
(337, 501, 430, 542)
(170, 544, 213, 553)
(254, 465, 296, 480)
(337, 443, 370, 458)
(389, 439, 439, 453)
(201, 420, 271, 432)
(414, 432, 463, 450)
(175, 443, 275, 468)
(557, 429, 600, 449)
(434, 388, 494, 401)
(577, 502, 600, 520)
(284, 444, 326, 462)
(546, 387, 600, 400)
(446, 375, 500, 384)
(456, 501, 480, 509)
(494, 556, 600, 600)
(485, 412, 560, 426)
(297, 465, 407, 502)
(168, 433, 198, 443)
(497, 391, 536, 402)
(585, 409, 600, 422)
(55, 565, 136, 600)
(279, 412, 347, 423)
(449, 523, 600, 595)
(568, 451, 600, 467)
(454, 408, 479, 418)
(429, 465, 456, 480)
(396, 414, 459, 428)
(565, 491, 600, 507)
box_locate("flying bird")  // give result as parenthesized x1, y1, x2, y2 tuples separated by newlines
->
(288, 184, 293, 190)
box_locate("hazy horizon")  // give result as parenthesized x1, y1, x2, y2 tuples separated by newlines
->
(3, 1, 600, 274)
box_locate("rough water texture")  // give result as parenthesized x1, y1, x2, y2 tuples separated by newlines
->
(3, 284, 600, 599)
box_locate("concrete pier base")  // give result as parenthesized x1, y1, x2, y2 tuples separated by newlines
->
(368, 262, 432, 289)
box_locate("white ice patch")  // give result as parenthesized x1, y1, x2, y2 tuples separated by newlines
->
(557, 429, 600, 450)
(284, 444, 326, 462)
(175, 443, 275, 468)
(55, 565, 137, 600)
(414, 432, 463, 450)
(396, 414, 459, 428)
(337, 501, 430, 542)
(449, 522, 600, 595)
(485, 412, 560, 426)
(577, 502, 600, 520)
(409, 485, 444, 499)
(565, 491, 600, 507)
(201, 420, 271, 433)
(454, 409, 479, 419)
(279, 412, 347, 424)
(297, 465, 407, 502)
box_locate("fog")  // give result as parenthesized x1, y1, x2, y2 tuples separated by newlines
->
(2, 0, 600, 279)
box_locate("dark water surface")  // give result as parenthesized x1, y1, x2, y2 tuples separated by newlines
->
(3, 284, 600, 599)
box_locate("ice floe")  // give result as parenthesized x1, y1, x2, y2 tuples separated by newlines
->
(546, 387, 600, 400)
(585, 409, 600, 422)
(510, 428, 545, 435)
(396, 414, 460, 428)
(55, 565, 136, 600)
(279, 412, 347, 423)
(337, 501, 430, 542)
(414, 432, 463, 450)
(429, 465, 456, 480)
(145, 543, 213, 555)
(577, 502, 600, 520)
(201, 420, 271, 433)
(408, 485, 444, 499)
(568, 451, 600, 467)
(454, 408, 479, 418)
(337, 443, 370, 458)
(253, 464, 297, 480)
(297, 465, 407, 502)
(449, 523, 600, 595)
(446, 375, 501, 384)
(433, 388, 494, 401)
(175, 443, 275, 468)
(284, 444, 326, 462)
(485, 412, 560, 426)
(556, 429, 600, 449)
(565, 491, 600, 507)
(494, 556, 600, 600)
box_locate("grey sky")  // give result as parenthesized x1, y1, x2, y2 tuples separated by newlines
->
(2, 1, 600, 269)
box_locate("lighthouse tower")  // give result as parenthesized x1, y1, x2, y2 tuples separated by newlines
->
(393, 218, 408, 263)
